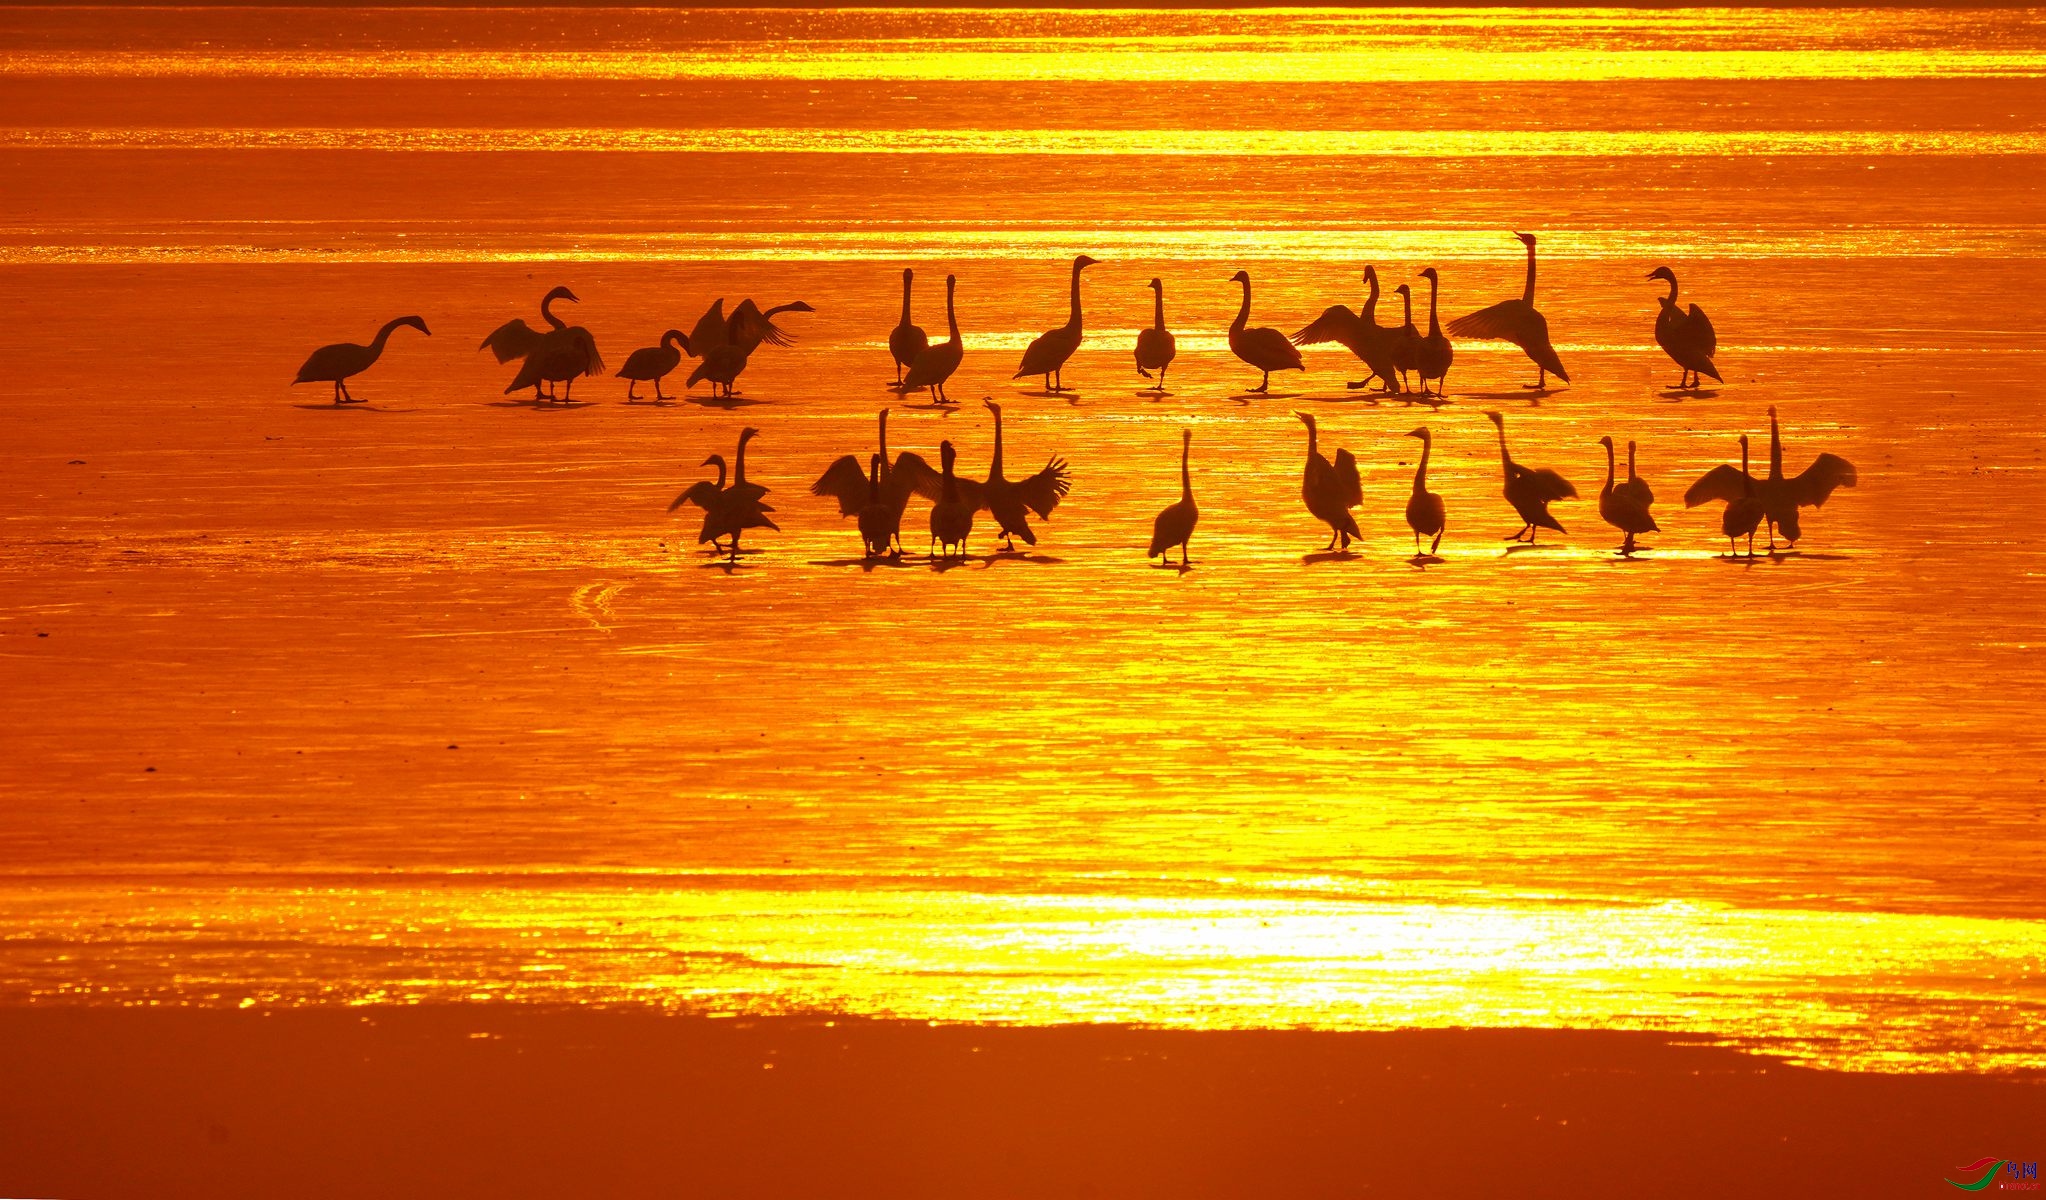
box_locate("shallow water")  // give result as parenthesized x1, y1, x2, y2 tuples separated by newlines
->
(2, 6, 2043, 1072)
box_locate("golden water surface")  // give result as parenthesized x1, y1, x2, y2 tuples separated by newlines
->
(1, 6, 2043, 1072)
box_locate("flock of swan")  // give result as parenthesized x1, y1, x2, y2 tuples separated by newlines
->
(290, 231, 1856, 565)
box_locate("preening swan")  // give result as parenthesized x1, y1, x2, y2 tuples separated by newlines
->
(1015, 254, 1099, 392)
(1484, 410, 1576, 543)
(1148, 428, 1198, 565)
(1416, 268, 1455, 398)
(1228, 270, 1303, 394)
(1597, 435, 1659, 554)
(888, 269, 928, 386)
(1647, 266, 1720, 389)
(616, 329, 689, 402)
(1404, 426, 1446, 555)
(896, 274, 963, 404)
(1683, 434, 1764, 557)
(1448, 232, 1570, 389)
(294, 315, 429, 404)
(981, 399, 1072, 550)
(1295, 411, 1362, 551)
(1134, 278, 1178, 392)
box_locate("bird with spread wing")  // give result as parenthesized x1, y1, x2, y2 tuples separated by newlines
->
(1448, 232, 1570, 390)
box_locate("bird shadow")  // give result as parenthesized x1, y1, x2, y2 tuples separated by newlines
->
(1459, 390, 1551, 404)
(683, 393, 764, 410)
(1766, 549, 1851, 562)
(810, 554, 921, 572)
(491, 398, 596, 410)
(1302, 549, 1362, 565)
(292, 403, 417, 413)
(1149, 560, 1196, 574)
(1406, 553, 1446, 568)
(1018, 387, 1081, 399)
(623, 398, 679, 408)
(1502, 542, 1562, 555)
(982, 549, 1065, 566)
(1139, 388, 1174, 400)
(1310, 393, 1382, 406)
(1238, 390, 1304, 401)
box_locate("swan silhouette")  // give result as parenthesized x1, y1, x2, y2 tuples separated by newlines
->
(1015, 254, 1099, 392)
(896, 274, 962, 404)
(1597, 435, 1658, 554)
(1148, 428, 1198, 565)
(1416, 268, 1455, 397)
(1449, 233, 1570, 389)
(1135, 278, 1178, 392)
(928, 439, 974, 560)
(1228, 270, 1303, 393)
(699, 426, 778, 558)
(856, 455, 900, 559)
(480, 286, 575, 400)
(1683, 434, 1765, 557)
(1295, 411, 1362, 550)
(981, 399, 1071, 550)
(294, 315, 428, 404)
(728, 300, 813, 357)
(1404, 426, 1446, 555)
(616, 329, 689, 402)
(504, 303, 602, 403)
(1484, 410, 1575, 542)
(813, 408, 917, 555)
(667, 453, 740, 556)
(1296, 266, 1401, 394)
(1749, 406, 1857, 548)
(888, 269, 928, 386)
(1617, 441, 1655, 511)
(1648, 266, 1720, 389)
(1388, 283, 1421, 392)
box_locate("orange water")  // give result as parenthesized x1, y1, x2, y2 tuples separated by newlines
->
(2, 7, 2043, 1072)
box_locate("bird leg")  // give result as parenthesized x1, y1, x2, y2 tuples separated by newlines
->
(655, 379, 669, 402)
(1252, 372, 1270, 394)
(1430, 526, 1443, 555)
(333, 381, 345, 405)
(1524, 368, 1547, 390)
(626, 381, 640, 402)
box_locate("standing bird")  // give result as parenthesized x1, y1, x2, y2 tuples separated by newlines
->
(1296, 266, 1401, 394)
(294, 315, 429, 404)
(1484, 410, 1576, 543)
(1597, 435, 1659, 554)
(928, 440, 974, 560)
(1134, 278, 1178, 392)
(1148, 428, 1198, 566)
(856, 455, 899, 559)
(896, 274, 962, 404)
(686, 344, 749, 401)
(1404, 426, 1446, 555)
(1683, 434, 1765, 557)
(480, 286, 575, 400)
(1014, 254, 1099, 392)
(1227, 270, 1304, 394)
(667, 453, 753, 557)
(1388, 283, 1421, 392)
(888, 269, 928, 386)
(1295, 411, 1362, 551)
(1647, 266, 1720, 390)
(980, 399, 1071, 550)
(616, 329, 689, 402)
(1753, 406, 1858, 548)
(813, 408, 918, 555)
(1416, 268, 1455, 398)
(698, 426, 778, 558)
(503, 301, 602, 403)
(1448, 232, 1570, 390)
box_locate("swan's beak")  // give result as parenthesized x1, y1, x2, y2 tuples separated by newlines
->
(562, 290, 580, 303)
(418, 322, 432, 336)
(1406, 428, 1426, 439)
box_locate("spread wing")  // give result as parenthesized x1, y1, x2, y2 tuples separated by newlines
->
(689, 300, 727, 352)
(1332, 448, 1363, 508)
(569, 326, 603, 375)
(1526, 467, 1577, 502)
(731, 299, 798, 349)
(1291, 305, 1360, 348)
(1683, 464, 1750, 508)
(1446, 298, 1536, 343)
(669, 481, 719, 513)
(895, 451, 985, 510)
(811, 455, 872, 516)
(1012, 457, 1072, 520)
(1790, 453, 1857, 508)
(479, 319, 541, 363)
(1687, 304, 1717, 359)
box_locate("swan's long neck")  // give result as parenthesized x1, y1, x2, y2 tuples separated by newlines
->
(940, 449, 958, 501)
(1521, 240, 1537, 306)
(734, 433, 753, 484)
(541, 293, 566, 330)
(989, 409, 1005, 478)
(1768, 409, 1784, 481)
(709, 458, 726, 490)
(1066, 261, 1085, 331)
(1232, 279, 1251, 333)
(1493, 423, 1513, 475)
(1401, 289, 1413, 328)
(1627, 441, 1638, 481)
(1362, 271, 1380, 321)
(1179, 433, 1192, 501)
(1152, 286, 1166, 331)
(945, 281, 959, 343)
(1426, 275, 1442, 337)
(877, 410, 890, 477)
(1663, 273, 1679, 305)
(1740, 437, 1754, 492)
(1603, 441, 1616, 494)
(369, 318, 408, 356)
(899, 274, 914, 326)
(766, 302, 804, 320)
(1413, 436, 1431, 493)
(1302, 420, 1318, 461)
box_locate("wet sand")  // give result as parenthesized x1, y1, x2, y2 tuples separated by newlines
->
(4, 1007, 2041, 1199)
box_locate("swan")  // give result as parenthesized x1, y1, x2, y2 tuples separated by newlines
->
(1227, 270, 1303, 393)
(688, 299, 729, 356)
(1597, 435, 1659, 554)
(896, 274, 962, 404)
(294, 315, 428, 404)
(1616, 441, 1655, 511)
(727, 300, 813, 358)
(667, 453, 737, 555)
(1148, 428, 1198, 565)
(1404, 426, 1446, 555)
(616, 329, 689, 402)
(981, 399, 1071, 550)
(1416, 268, 1455, 397)
(504, 309, 602, 403)
(1296, 266, 1400, 394)
(1295, 411, 1362, 550)
(1683, 434, 1765, 557)
(480, 286, 574, 400)
(699, 426, 778, 558)
(928, 439, 974, 560)
(813, 408, 916, 555)
(1647, 266, 1720, 389)
(1754, 406, 1857, 547)
(1014, 254, 1099, 392)
(1388, 283, 1421, 392)
(686, 344, 750, 400)
(1134, 278, 1177, 391)
(856, 455, 898, 559)
(1448, 232, 1570, 389)
(888, 269, 928, 386)
(1484, 410, 1576, 543)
